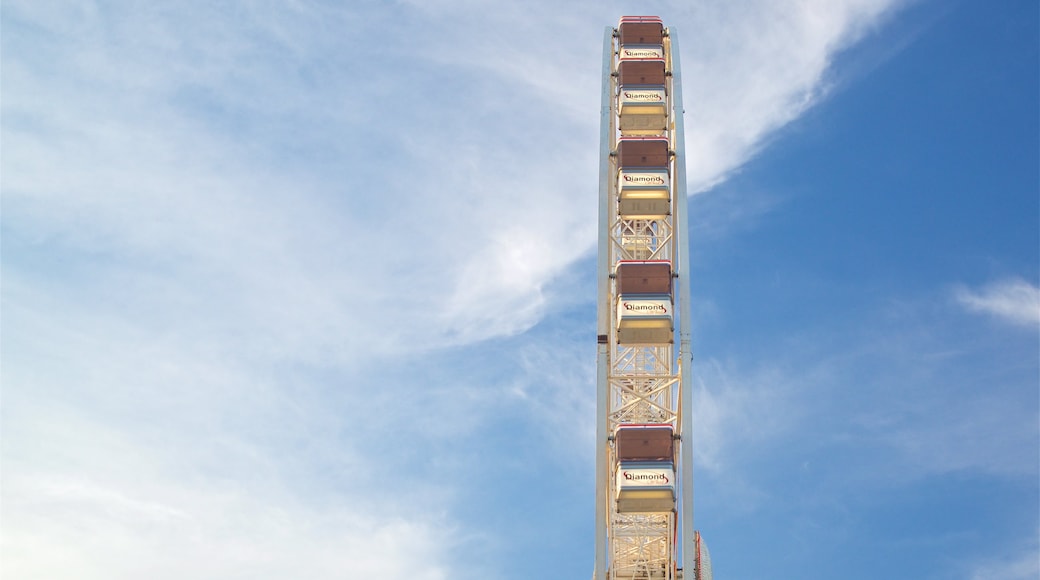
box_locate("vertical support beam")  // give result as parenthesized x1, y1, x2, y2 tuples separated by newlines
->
(669, 28, 697, 576)
(595, 24, 615, 580)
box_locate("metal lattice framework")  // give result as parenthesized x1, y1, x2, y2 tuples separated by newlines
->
(594, 17, 707, 580)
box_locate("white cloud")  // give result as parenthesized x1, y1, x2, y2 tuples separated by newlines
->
(3, 0, 908, 347)
(955, 278, 1040, 328)
(2, 280, 464, 579)
(3, 472, 454, 580)
(678, 0, 903, 192)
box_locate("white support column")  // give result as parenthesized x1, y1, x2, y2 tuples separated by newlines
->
(668, 29, 697, 577)
(595, 24, 616, 580)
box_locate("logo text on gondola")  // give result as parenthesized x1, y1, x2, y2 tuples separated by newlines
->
(622, 91, 664, 102)
(622, 174, 666, 184)
(621, 48, 665, 59)
(622, 302, 669, 313)
(622, 470, 671, 483)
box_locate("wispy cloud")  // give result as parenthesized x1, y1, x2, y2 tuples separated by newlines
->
(954, 277, 1040, 328)
(691, 284, 1038, 510)
(968, 535, 1040, 580)
(691, 358, 807, 475)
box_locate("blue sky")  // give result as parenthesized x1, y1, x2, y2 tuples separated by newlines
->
(2, 1, 1037, 579)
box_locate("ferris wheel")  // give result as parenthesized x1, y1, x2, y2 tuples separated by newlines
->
(594, 17, 710, 580)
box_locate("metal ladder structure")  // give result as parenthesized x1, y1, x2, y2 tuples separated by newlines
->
(593, 17, 711, 580)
